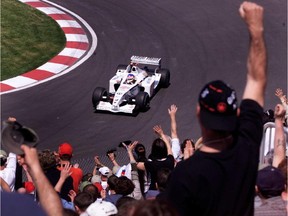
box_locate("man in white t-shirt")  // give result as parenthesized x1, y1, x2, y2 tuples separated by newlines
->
(0, 150, 16, 191)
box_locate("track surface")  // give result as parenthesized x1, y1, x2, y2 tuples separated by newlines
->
(1, 0, 287, 160)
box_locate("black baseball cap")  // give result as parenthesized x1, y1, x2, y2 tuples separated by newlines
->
(1, 121, 39, 155)
(198, 80, 238, 131)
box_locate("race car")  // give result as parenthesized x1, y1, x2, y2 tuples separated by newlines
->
(92, 56, 170, 114)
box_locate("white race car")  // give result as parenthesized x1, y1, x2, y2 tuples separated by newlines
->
(92, 56, 170, 114)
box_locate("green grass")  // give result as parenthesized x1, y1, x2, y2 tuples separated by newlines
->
(1, 0, 66, 81)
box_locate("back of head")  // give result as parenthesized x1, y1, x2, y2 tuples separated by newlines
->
(58, 142, 73, 161)
(198, 80, 238, 132)
(38, 149, 57, 171)
(83, 184, 100, 201)
(74, 192, 94, 212)
(156, 168, 172, 192)
(115, 176, 135, 196)
(0, 150, 8, 166)
(149, 138, 167, 160)
(256, 165, 285, 198)
(134, 143, 147, 161)
(108, 174, 119, 191)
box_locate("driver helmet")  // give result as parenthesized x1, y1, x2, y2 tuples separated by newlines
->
(127, 73, 135, 81)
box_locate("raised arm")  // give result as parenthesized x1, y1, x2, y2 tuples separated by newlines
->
(168, 104, 178, 139)
(153, 125, 173, 156)
(168, 104, 182, 161)
(54, 163, 72, 193)
(240, 2, 267, 107)
(0, 177, 11, 192)
(272, 104, 286, 168)
(275, 88, 288, 106)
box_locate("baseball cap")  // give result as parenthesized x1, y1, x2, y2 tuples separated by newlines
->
(58, 142, 73, 156)
(99, 166, 110, 176)
(1, 121, 39, 155)
(198, 80, 238, 131)
(86, 200, 118, 216)
(256, 165, 285, 198)
(0, 150, 7, 159)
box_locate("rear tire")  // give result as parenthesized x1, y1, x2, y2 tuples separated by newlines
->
(116, 64, 128, 72)
(92, 87, 107, 109)
(134, 92, 150, 112)
(158, 68, 170, 88)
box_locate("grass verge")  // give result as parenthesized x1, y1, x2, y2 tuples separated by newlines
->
(1, 0, 66, 81)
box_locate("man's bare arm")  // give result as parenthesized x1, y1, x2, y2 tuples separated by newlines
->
(272, 104, 286, 167)
(240, 2, 267, 107)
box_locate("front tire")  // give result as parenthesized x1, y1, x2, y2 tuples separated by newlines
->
(158, 68, 170, 88)
(134, 92, 150, 112)
(92, 87, 107, 109)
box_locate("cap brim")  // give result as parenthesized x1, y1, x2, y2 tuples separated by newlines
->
(1, 122, 39, 155)
(200, 109, 238, 132)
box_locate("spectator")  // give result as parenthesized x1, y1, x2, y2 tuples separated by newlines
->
(105, 175, 136, 205)
(0, 149, 16, 192)
(255, 103, 287, 215)
(133, 143, 149, 197)
(128, 125, 175, 199)
(254, 165, 286, 215)
(2, 144, 64, 216)
(98, 166, 111, 191)
(38, 149, 73, 202)
(106, 142, 144, 201)
(162, 2, 267, 215)
(74, 192, 94, 216)
(57, 142, 83, 194)
(17, 162, 35, 195)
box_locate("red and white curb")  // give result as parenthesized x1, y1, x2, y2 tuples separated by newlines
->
(0, 0, 97, 95)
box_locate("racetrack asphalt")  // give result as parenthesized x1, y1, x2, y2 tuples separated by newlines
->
(1, 0, 286, 163)
(0, 0, 94, 94)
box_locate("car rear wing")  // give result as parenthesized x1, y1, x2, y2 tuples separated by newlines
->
(130, 56, 161, 66)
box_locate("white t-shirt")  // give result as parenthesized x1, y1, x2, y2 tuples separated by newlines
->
(0, 153, 16, 191)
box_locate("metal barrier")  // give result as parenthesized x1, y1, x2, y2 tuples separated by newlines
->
(259, 122, 288, 164)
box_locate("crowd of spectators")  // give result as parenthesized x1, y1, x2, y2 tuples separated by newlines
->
(1, 2, 287, 216)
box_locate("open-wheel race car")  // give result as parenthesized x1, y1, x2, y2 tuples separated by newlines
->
(92, 56, 170, 114)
